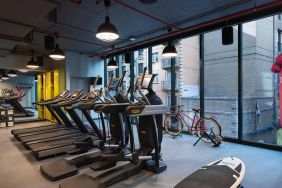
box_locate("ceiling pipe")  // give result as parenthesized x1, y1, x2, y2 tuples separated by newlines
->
(93, 0, 252, 52)
(0, 17, 107, 48)
(0, 33, 29, 43)
(44, 0, 61, 5)
(90, 0, 282, 58)
(113, 0, 180, 31)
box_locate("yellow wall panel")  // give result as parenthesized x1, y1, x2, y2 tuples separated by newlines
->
(36, 68, 66, 122)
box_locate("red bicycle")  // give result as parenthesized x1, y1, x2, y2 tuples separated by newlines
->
(164, 105, 222, 146)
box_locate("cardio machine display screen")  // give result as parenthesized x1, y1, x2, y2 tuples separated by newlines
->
(109, 80, 119, 90)
(142, 77, 151, 89)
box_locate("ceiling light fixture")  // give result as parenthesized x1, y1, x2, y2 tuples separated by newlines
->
(49, 44, 65, 60)
(27, 57, 39, 69)
(7, 70, 18, 77)
(107, 57, 118, 69)
(162, 42, 178, 58)
(27, 50, 39, 69)
(2, 74, 9, 80)
(129, 36, 136, 41)
(18, 69, 29, 73)
(96, 0, 119, 42)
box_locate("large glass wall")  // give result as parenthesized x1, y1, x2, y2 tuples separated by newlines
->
(105, 13, 282, 148)
(151, 45, 172, 107)
(204, 27, 239, 138)
(242, 15, 281, 145)
(178, 36, 200, 131)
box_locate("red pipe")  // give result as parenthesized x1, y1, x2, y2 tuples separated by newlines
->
(0, 33, 29, 43)
(0, 17, 108, 48)
(90, 0, 282, 57)
(32, 29, 107, 47)
(114, 0, 180, 31)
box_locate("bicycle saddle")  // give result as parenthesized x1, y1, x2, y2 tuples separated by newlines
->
(192, 108, 201, 113)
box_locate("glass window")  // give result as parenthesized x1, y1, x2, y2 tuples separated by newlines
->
(204, 26, 238, 138)
(278, 29, 282, 52)
(242, 16, 280, 146)
(152, 52, 159, 63)
(115, 68, 119, 78)
(153, 74, 159, 83)
(138, 49, 144, 59)
(151, 45, 170, 107)
(179, 36, 200, 131)
(138, 63, 144, 74)
(121, 65, 126, 74)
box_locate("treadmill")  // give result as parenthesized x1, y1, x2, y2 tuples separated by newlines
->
(4, 90, 34, 117)
(59, 70, 167, 188)
(18, 90, 84, 144)
(11, 90, 70, 138)
(28, 89, 105, 159)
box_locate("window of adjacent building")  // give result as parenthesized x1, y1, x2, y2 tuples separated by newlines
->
(278, 29, 282, 52)
(152, 52, 158, 63)
(138, 49, 144, 59)
(153, 74, 159, 83)
(121, 65, 126, 74)
(138, 63, 144, 74)
(278, 14, 282, 20)
(115, 68, 119, 78)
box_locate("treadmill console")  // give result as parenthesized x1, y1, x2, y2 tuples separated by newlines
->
(109, 79, 120, 91)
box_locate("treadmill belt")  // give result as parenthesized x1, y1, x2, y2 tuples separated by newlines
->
(20, 129, 80, 143)
(29, 135, 85, 152)
(12, 125, 58, 135)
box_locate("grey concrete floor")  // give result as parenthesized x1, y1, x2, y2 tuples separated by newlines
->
(0, 121, 282, 188)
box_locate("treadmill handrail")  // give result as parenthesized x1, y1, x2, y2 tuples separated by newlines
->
(37, 90, 70, 105)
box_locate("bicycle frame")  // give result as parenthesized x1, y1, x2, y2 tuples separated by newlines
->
(172, 108, 209, 134)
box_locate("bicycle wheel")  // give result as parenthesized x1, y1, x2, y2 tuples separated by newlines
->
(164, 114, 183, 137)
(195, 117, 222, 143)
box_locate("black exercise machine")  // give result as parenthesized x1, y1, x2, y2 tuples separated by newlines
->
(59, 69, 167, 188)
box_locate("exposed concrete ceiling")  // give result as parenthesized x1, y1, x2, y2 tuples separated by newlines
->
(0, 0, 277, 58)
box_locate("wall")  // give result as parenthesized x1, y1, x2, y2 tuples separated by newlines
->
(65, 51, 104, 120)
(65, 51, 104, 91)
(0, 54, 65, 72)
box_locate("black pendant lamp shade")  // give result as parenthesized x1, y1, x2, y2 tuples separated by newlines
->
(2, 74, 9, 80)
(49, 44, 65, 60)
(96, 16, 119, 42)
(107, 57, 118, 69)
(222, 26, 234, 45)
(7, 70, 17, 77)
(162, 42, 178, 58)
(27, 56, 39, 69)
(124, 52, 131, 64)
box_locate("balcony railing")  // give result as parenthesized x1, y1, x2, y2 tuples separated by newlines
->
(161, 80, 180, 91)
(161, 59, 180, 69)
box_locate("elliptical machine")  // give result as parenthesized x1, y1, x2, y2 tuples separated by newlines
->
(40, 72, 131, 181)
(59, 68, 168, 188)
